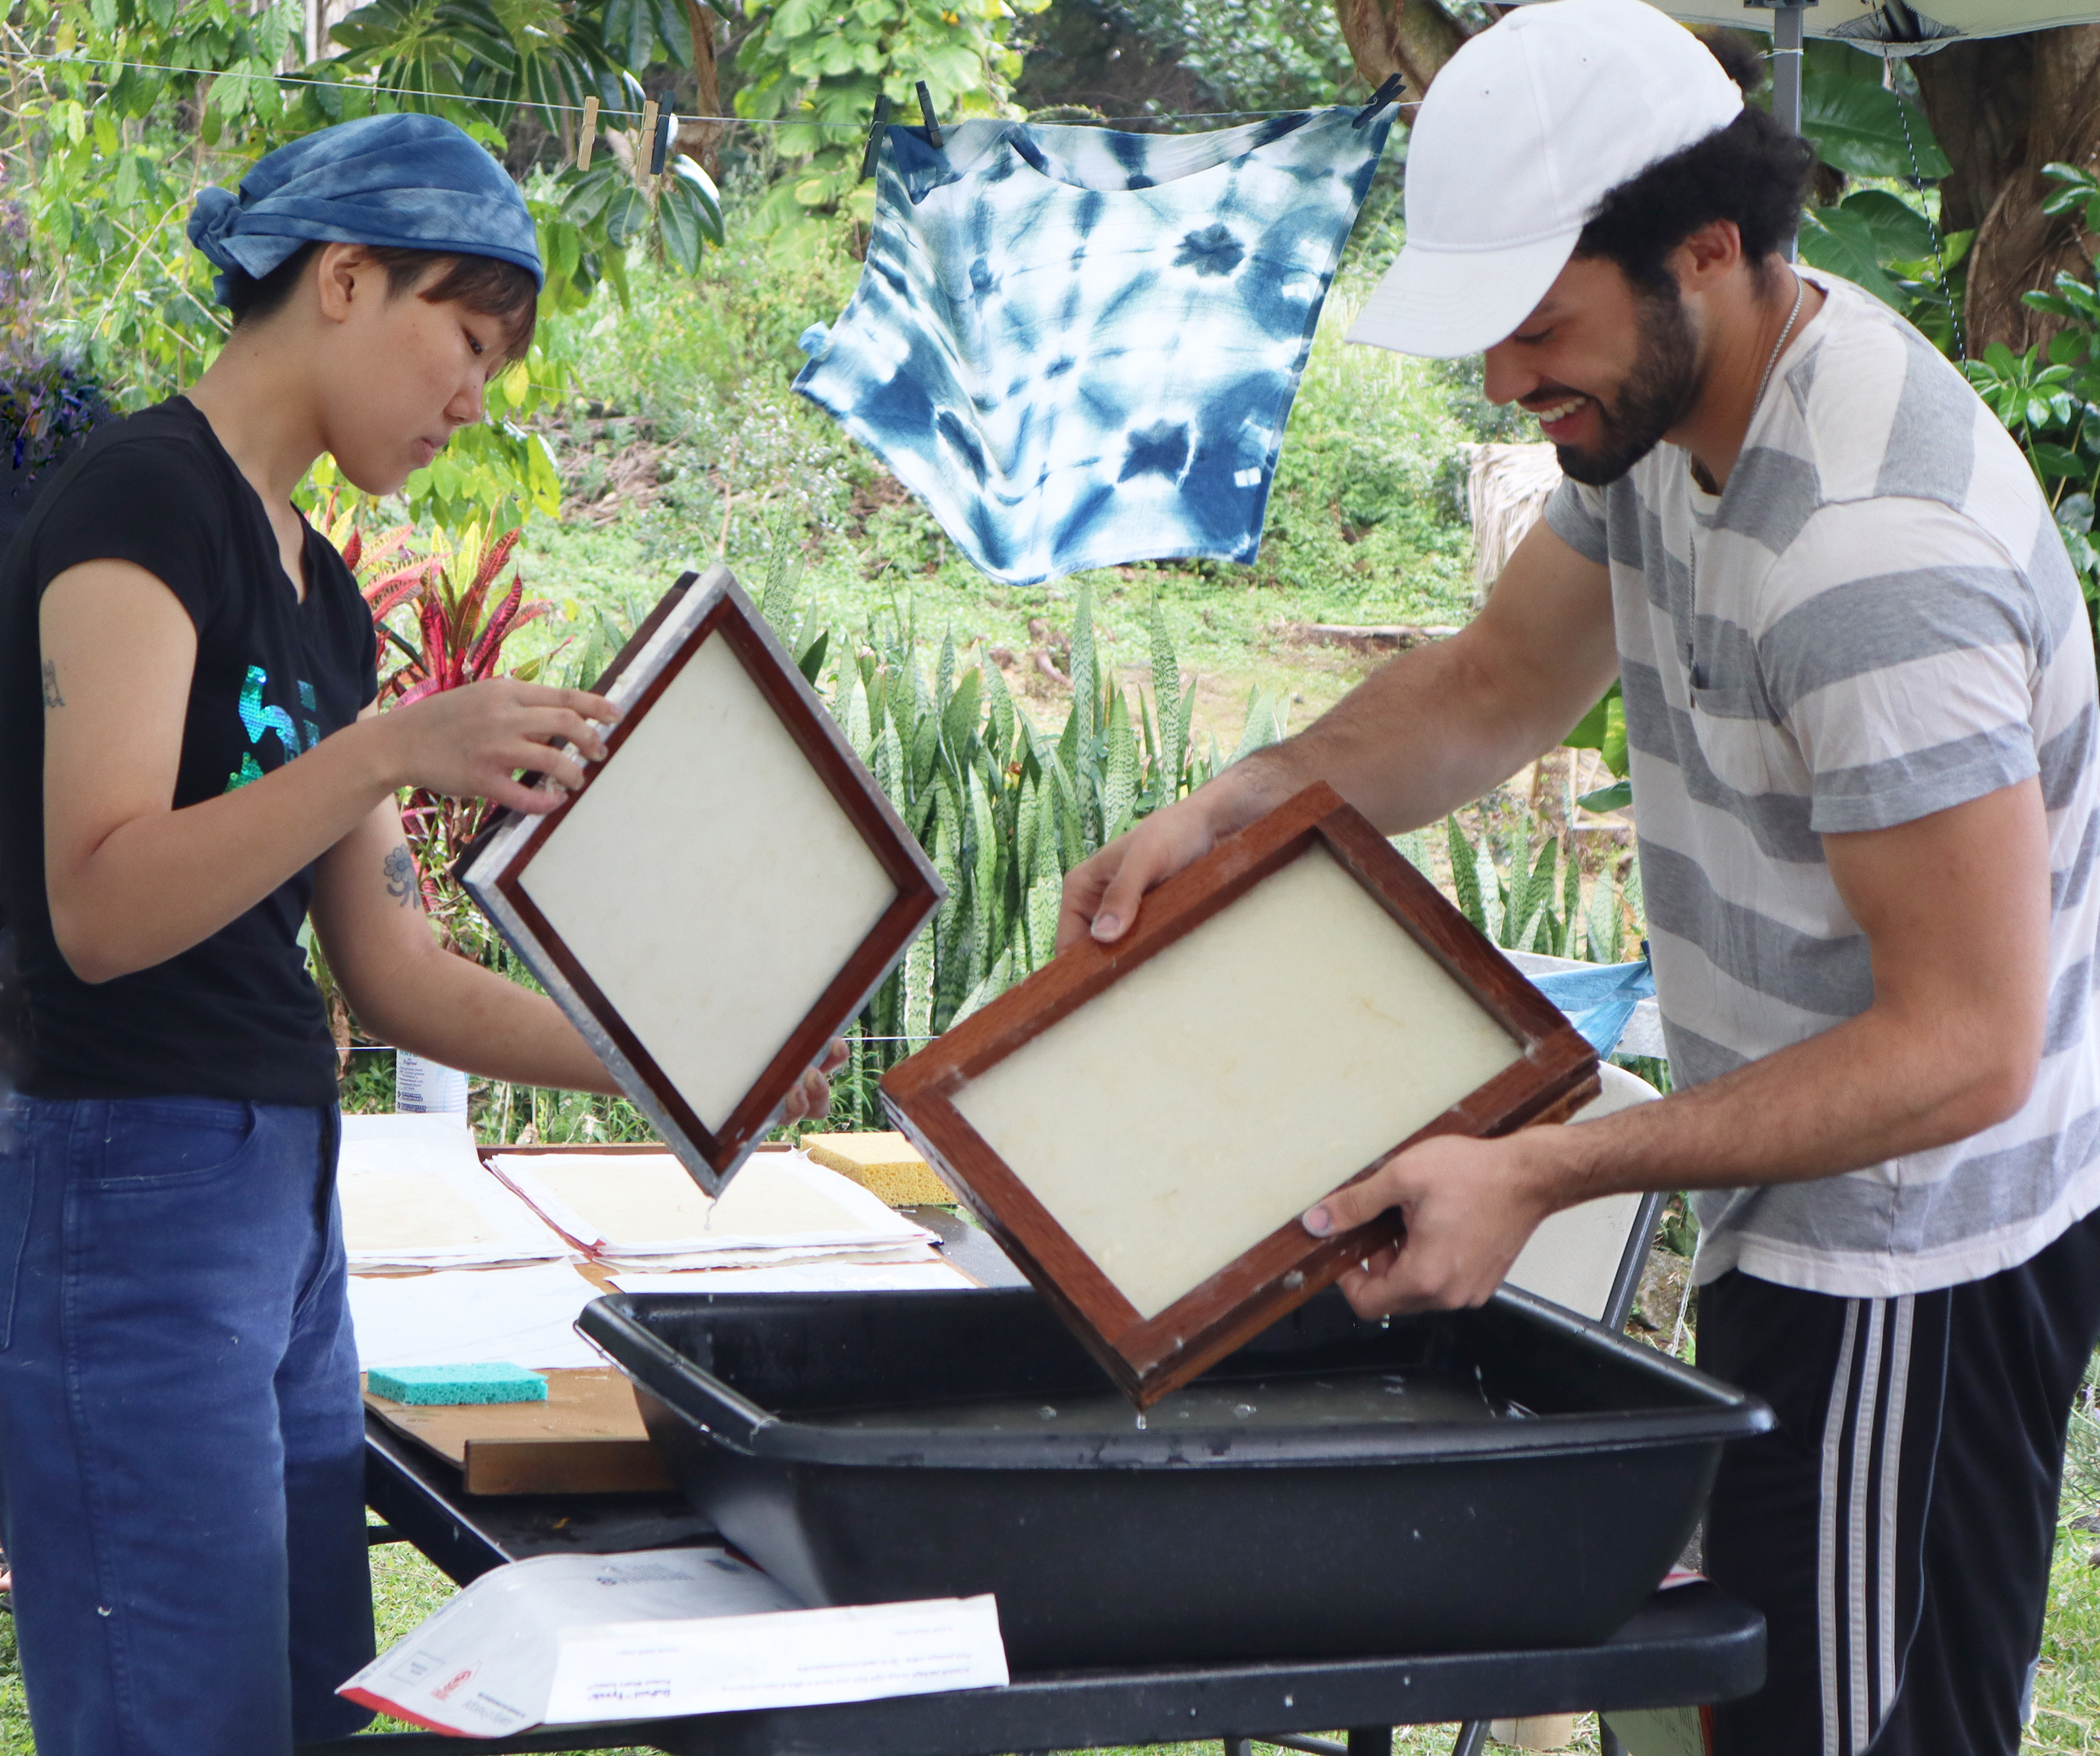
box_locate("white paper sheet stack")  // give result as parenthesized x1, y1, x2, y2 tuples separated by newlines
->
(346, 1260, 607, 1370)
(610, 1260, 977, 1296)
(338, 1113, 579, 1271)
(339, 1548, 1007, 1736)
(488, 1148, 940, 1272)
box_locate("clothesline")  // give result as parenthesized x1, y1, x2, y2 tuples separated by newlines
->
(7, 49, 1420, 128)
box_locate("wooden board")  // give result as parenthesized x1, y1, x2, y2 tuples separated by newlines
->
(460, 566, 944, 1194)
(362, 1367, 672, 1496)
(881, 784, 1600, 1408)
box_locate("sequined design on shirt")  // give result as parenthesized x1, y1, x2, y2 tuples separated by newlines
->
(225, 664, 319, 791)
(793, 108, 1394, 587)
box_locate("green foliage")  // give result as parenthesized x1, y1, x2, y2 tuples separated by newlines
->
(732, 0, 1045, 232)
(1780, 45, 1964, 340)
(325, 0, 642, 128)
(1959, 177, 2100, 635)
(1562, 683, 1630, 814)
(1406, 795, 1641, 967)
(1798, 188, 1931, 307)
(1796, 51, 1947, 183)
(3, 0, 725, 533)
(775, 576, 1231, 1129)
(1112, 0, 1361, 114)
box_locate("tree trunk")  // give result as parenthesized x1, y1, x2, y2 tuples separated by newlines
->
(676, 0, 725, 180)
(1332, 0, 1474, 100)
(1913, 28, 2100, 356)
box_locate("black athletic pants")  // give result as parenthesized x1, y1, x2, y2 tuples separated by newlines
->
(1700, 1207, 2100, 1756)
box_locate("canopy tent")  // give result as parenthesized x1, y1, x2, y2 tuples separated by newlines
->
(1617, 0, 2100, 188)
(1634, 0, 2100, 48)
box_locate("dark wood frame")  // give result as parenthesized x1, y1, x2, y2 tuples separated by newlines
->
(462, 566, 944, 1195)
(880, 784, 1600, 1406)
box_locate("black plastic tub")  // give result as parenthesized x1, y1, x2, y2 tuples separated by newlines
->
(581, 1285, 1769, 1670)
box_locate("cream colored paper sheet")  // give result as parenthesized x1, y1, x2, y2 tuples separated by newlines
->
(489, 1150, 934, 1256)
(516, 633, 898, 1132)
(338, 1113, 576, 1269)
(952, 843, 1522, 1320)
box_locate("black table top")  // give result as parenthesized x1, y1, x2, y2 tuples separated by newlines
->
(335, 1209, 1762, 1756)
(302, 1578, 1761, 1756)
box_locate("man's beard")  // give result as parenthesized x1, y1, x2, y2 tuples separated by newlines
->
(1550, 286, 1702, 487)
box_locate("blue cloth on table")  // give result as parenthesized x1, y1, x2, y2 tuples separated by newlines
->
(794, 108, 1395, 587)
(1529, 955, 1656, 1058)
(187, 113, 543, 304)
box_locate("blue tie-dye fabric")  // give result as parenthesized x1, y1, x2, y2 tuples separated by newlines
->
(794, 108, 1394, 587)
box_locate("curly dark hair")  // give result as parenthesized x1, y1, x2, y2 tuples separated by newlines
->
(1573, 36, 1816, 298)
(223, 240, 539, 361)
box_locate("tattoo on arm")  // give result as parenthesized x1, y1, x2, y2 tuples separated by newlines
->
(40, 660, 63, 709)
(383, 845, 424, 911)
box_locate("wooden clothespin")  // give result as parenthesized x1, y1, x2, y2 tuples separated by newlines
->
(859, 93, 893, 182)
(577, 95, 599, 171)
(637, 99, 659, 176)
(914, 79, 942, 149)
(1353, 72, 1405, 128)
(651, 109, 674, 175)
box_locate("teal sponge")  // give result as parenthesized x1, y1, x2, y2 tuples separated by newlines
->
(367, 1363, 548, 1406)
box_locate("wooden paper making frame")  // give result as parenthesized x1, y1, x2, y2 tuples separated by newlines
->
(880, 783, 1600, 1405)
(462, 565, 944, 1193)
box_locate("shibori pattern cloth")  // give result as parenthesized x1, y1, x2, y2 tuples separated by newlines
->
(794, 108, 1395, 587)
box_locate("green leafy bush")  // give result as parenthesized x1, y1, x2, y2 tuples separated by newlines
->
(1405, 798, 1642, 968)
(1956, 164, 2100, 637)
(4, 0, 725, 533)
(732, 0, 1046, 234)
(766, 563, 1251, 1127)
(1111, 0, 1361, 115)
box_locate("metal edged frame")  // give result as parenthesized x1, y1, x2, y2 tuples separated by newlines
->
(882, 784, 1601, 1406)
(462, 564, 945, 1194)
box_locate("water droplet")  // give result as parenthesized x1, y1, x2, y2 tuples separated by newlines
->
(1135, 1414, 1148, 1430)
(1038, 1406, 1057, 1419)
(1233, 1403, 1254, 1418)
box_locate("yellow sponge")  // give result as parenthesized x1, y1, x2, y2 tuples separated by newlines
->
(801, 1132, 956, 1206)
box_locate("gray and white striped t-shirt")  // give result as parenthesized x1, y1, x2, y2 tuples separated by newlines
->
(1545, 271, 2100, 1299)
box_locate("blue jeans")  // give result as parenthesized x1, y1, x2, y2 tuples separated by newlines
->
(0, 1096, 375, 1753)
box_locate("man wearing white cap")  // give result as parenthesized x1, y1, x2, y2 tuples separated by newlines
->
(1062, 3, 2100, 1751)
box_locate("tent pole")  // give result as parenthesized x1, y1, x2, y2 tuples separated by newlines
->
(1750, 0, 1813, 260)
(1771, 2, 1804, 137)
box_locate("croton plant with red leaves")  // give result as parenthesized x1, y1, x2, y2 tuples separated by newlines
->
(324, 503, 564, 926)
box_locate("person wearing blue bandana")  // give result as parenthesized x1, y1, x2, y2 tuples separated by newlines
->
(0, 113, 838, 1752)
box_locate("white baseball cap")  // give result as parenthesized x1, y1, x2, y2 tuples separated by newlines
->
(1347, 0, 1744, 359)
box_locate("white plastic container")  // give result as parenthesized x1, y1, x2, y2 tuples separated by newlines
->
(395, 1051, 469, 1115)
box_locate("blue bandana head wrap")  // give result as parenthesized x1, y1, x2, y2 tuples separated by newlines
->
(187, 113, 543, 305)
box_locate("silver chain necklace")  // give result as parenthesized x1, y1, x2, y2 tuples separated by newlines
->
(1690, 271, 1807, 602)
(1752, 270, 1808, 419)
